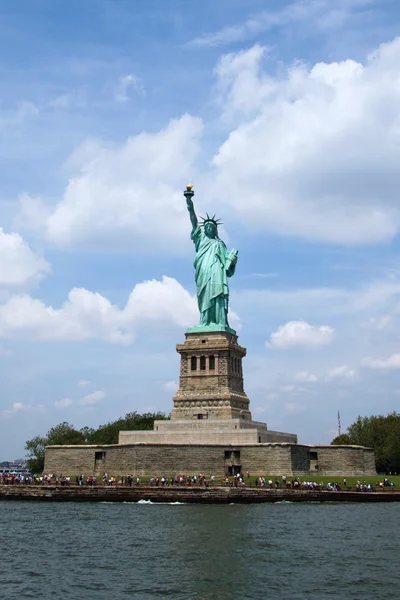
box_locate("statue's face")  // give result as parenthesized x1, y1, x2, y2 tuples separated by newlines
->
(204, 222, 217, 238)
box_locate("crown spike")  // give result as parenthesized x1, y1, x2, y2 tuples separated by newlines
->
(200, 212, 223, 228)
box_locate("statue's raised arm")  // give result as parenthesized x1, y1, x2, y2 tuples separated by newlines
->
(184, 184, 198, 231)
(183, 184, 238, 335)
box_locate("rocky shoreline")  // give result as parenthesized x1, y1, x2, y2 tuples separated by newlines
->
(0, 484, 399, 503)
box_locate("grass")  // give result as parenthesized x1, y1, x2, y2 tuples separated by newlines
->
(54, 474, 399, 489)
(245, 475, 400, 489)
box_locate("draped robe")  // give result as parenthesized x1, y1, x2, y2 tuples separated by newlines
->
(191, 225, 236, 328)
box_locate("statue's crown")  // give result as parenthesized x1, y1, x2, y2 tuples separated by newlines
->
(200, 213, 223, 227)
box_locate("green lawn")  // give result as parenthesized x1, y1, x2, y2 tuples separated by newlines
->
(245, 475, 399, 489)
(55, 474, 399, 488)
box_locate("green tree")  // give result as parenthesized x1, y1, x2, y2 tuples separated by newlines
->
(25, 412, 170, 471)
(47, 422, 85, 446)
(331, 434, 351, 445)
(79, 426, 95, 442)
(87, 411, 169, 445)
(331, 412, 400, 473)
(25, 422, 84, 472)
(25, 435, 47, 473)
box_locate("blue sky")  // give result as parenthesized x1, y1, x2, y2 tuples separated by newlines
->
(1, 0, 400, 459)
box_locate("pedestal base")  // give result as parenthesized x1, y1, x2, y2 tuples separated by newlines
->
(187, 324, 237, 335)
(171, 330, 251, 421)
(118, 418, 298, 445)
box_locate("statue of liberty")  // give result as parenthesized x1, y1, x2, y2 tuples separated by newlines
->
(184, 185, 238, 333)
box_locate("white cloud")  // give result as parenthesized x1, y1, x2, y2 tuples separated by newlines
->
(162, 381, 179, 393)
(211, 37, 400, 244)
(48, 90, 87, 111)
(77, 380, 90, 388)
(2, 401, 44, 417)
(0, 228, 49, 286)
(16, 194, 51, 232)
(362, 354, 400, 370)
(114, 74, 145, 102)
(267, 321, 334, 349)
(327, 365, 356, 379)
(284, 402, 306, 414)
(79, 390, 105, 405)
(364, 315, 392, 330)
(20, 35, 400, 253)
(294, 371, 318, 383)
(54, 398, 74, 408)
(0, 276, 199, 343)
(0, 289, 129, 344)
(124, 276, 198, 329)
(190, 0, 368, 47)
(233, 277, 400, 336)
(55, 390, 104, 408)
(252, 405, 268, 414)
(21, 115, 203, 252)
(0, 101, 39, 133)
(280, 384, 309, 393)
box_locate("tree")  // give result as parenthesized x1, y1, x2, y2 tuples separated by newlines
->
(87, 412, 169, 445)
(47, 422, 85, 446)
(25, 412, 170, 471)
(331, 434, 351, 445)
(25, 422, 84, 473)
(25, 436, 47, 473)
(331, 412, 400, 473)
(79, 426, 95, 442)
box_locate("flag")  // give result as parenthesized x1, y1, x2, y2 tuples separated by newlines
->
(338, 410, 341, 435)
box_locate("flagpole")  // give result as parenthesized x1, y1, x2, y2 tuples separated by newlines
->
(338, 410, 341, 436)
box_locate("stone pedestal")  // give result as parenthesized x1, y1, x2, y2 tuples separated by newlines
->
(171, 331, 252, 421)
(118, 330, 298, 446)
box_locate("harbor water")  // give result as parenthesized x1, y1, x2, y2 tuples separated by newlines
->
(1, 501, 398, 599)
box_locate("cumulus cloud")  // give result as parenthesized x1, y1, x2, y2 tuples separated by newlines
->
(114, 73, 145, 102)
(362, 354, 400, 370)
(54, 398, 74, 408)
(79, 390, 105, 405)
(267, 321, 334, 349)
(54, 390, 105, 408)
(284, 402, 306, 414)
(162, 381, 179, 393)
(124, 276, 198, 329)
(211, 37, 400, 244)
(327, 365, 356, 379)
(0, 276, 200, 343)
(294, 371, 318, 383)
(16, 194, 50, 232)
(0, 101, 38, 133)
(77, 380, 90, 388)
(364, 315, 392, 330)
(0, 228, 49, 286)
(280, 384, 310, 394)
(20, 115, 203, 252)
(16, 37, 400, 253)
(2, 401, 44, 417)
(265, 392, 279, 401)
(190, 0, 369, 47)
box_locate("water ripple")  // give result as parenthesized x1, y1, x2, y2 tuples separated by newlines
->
(0, 501, 398, 600)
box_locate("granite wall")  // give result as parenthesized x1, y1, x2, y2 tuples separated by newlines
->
(44, 443, 376, 477)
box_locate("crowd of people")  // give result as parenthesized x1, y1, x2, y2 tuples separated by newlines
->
(0, 472, 44, 485)
(0, 470, 396, 490)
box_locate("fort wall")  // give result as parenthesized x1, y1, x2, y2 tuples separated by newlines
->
(44, 443, 376, 477)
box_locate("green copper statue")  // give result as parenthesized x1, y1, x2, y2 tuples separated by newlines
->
(184, 185, 238, 334)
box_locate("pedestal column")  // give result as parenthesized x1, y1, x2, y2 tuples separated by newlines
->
(171, 331, 252, 421)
